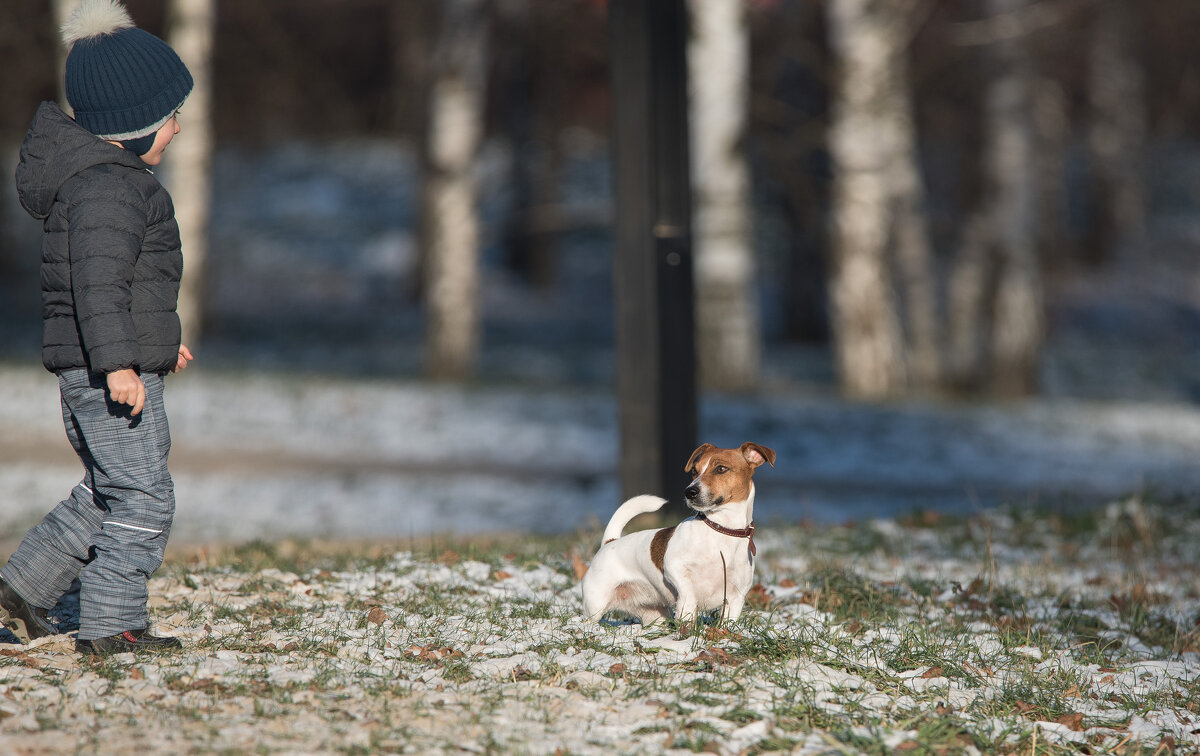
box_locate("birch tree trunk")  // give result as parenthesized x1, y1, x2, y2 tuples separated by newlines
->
(1086, 0, 1146, 261)
(688, 0, 761, 391)
(166, 0, 217, 348)
(421, 0, 490, 380)
(826, 0, 936, 397)
(949, 0, 1043, 394)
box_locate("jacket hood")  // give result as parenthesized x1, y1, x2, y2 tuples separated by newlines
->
(15, 101, 148, 220)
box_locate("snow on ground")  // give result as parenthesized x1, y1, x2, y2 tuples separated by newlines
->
(2, 363, 1200, 546)
(0, 504, 1196, 754)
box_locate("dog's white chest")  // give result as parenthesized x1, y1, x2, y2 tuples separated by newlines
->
(668, 536, 754, 611)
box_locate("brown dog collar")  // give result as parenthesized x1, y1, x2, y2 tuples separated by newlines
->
(695, 513, 756, 556)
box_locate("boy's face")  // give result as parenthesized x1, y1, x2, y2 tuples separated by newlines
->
(139, 115, 180, 166)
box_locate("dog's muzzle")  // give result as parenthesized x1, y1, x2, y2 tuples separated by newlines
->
(684, 484, 722, 511)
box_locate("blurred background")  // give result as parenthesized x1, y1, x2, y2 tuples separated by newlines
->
(1, 0, 1199, 543)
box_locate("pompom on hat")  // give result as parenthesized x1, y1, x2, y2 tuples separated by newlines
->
(62, 0, 193, 155)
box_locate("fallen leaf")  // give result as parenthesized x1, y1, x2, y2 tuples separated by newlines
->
(572, 554, 588, 580)
(693, 648, 738, 667)
(1056, 712, 1084, 732)
(609, 663, 626, 676)
(438, 550, 461, 566)
(921, 666, 944, 679)
(746, 583, 771, 609)
(493, 570, 513, 581)
(367, 607, 387, 625)
(779, 578, 796, 588)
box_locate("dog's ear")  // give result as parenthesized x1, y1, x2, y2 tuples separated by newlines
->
(685, 443, 717, 475)
(741, 442, 776, 469)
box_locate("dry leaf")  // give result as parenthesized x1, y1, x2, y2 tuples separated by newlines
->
(693, 648, 738, 667)
(746, 583, 771, 609)
(572, 554, 588, 580)
(1056, 712, 1084, 732)
(367, 607, 387, 625)
(921, 666, 944, 679)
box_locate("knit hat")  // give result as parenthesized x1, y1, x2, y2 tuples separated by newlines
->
(62, 0, 193, 156)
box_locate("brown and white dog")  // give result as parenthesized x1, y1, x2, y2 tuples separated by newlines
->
(581, 442, 776, 624)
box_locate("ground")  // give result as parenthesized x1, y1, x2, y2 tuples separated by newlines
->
(0, 500, 1196, 755)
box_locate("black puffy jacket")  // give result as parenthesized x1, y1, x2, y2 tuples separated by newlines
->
(15, 102, 183, 375)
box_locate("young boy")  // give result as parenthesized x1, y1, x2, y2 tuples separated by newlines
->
(1, 0, 195, 655)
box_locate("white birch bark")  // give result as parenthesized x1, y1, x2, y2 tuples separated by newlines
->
(166, 0, 217, 348)
(421, 0, 489, 379)
(688, 0, 761, 391)
(827, 0, 933, 397)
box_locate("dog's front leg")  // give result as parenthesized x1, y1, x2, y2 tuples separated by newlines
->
(723, 590, 746, 622)
(672, 585, 699, 623)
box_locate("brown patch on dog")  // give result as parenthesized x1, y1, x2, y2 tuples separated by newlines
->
(650, 526, 676, 573)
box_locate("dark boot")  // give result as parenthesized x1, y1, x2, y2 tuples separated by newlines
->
(0, 578, 57, 642)
(76, 628, 182, 656)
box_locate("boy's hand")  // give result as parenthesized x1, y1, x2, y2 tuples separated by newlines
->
(107, 369, 145, 416)
(173, 344, 194, 373)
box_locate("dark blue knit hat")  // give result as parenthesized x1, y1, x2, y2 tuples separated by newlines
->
(62, 0, 193, 155)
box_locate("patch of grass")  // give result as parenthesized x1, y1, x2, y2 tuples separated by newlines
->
(802, 565, 910, 624)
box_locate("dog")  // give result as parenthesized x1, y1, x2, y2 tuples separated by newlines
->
(581, 442, 776, 624)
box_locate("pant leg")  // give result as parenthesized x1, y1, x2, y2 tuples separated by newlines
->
(67, 371, 175, 640)
(0, 371, 109, 609)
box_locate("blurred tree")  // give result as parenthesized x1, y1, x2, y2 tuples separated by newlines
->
(420, 0, 491, 379)
(496, 0, 564, 291)
(826, 0, 939, 398)
(1086, 0, 1147, 262)
(689, 0, 762, 391)
(166, 0, 216, 349)
(748, 1, 831, 345)
(949, 0, 1044, 395)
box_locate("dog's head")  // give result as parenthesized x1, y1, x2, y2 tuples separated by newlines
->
(683, 442, 775, 512)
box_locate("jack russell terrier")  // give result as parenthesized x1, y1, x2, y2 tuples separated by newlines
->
(581, 442, 776, 624)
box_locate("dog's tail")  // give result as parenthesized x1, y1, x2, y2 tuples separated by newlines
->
(600, 494, 668, 546)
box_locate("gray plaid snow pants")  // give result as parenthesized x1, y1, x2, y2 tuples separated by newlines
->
(0, 368, 174, 640)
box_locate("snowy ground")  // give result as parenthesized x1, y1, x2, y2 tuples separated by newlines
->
(3, 363, 1200, 546)
(0, 503, 1196, 754)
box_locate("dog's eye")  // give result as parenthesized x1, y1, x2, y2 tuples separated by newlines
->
(714, 464, 729, 474)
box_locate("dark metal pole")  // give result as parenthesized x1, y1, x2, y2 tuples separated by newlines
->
(609, 0, 696, 514)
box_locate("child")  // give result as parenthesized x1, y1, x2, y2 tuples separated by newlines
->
(0, 0, 195, 655)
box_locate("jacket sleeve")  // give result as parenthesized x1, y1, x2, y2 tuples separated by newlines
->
(65, 173, 146, 374)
